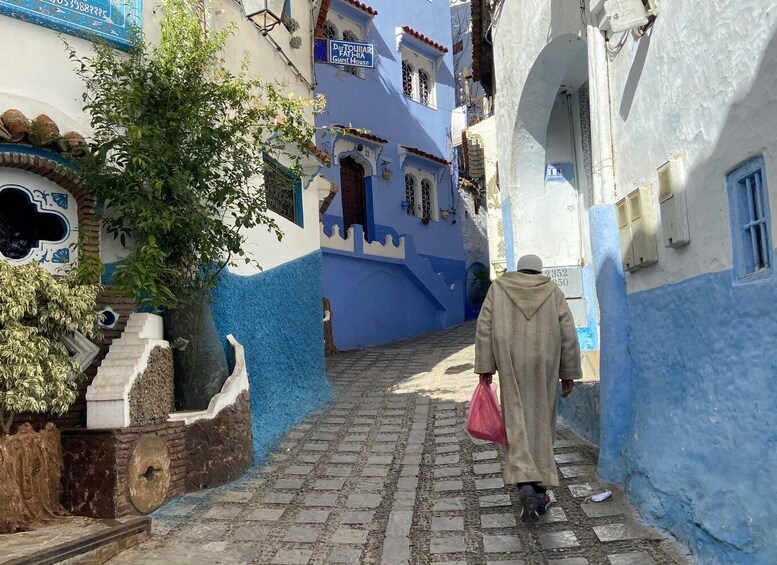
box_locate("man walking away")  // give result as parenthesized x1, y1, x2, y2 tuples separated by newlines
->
(474, 254, 582, 523)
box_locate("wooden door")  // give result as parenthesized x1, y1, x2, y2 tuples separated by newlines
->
(340, 156, 367, 237)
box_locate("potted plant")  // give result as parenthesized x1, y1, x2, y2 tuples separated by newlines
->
(283, 14, 302, 49)
(421, 214, 431, 225)
(381, 161, 393, 180)
(70, 0, 326, 410)
(0, 262, 99, 531)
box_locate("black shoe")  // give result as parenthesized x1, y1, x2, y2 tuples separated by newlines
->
(537, 492, 551, 516)
(519, 485, 539, 523)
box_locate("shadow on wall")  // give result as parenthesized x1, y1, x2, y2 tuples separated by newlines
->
(619, 30, 652, 121)
(621, 28, 777, 565)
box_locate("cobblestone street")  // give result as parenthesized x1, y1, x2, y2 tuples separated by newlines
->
(108, 322, 689, 565)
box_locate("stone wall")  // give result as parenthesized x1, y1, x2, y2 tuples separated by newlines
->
(61, 422, 185, 519)
(184, 390, 253, 491)
(129, 346, 174, 427)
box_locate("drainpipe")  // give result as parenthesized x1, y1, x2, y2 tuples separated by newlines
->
(587, 25, 615, 205)
(310, 0, 321, 89)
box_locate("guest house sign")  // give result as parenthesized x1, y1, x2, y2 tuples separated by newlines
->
(328, 39, 375, 68)
(0, 0, 141, 49)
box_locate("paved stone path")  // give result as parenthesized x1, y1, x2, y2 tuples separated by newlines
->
(109, 322, 690, 565)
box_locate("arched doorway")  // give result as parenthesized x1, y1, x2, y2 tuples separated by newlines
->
(340, 156, 368, 239)
(465, 262, 490, 319)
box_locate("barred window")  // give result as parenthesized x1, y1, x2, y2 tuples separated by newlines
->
(727, 156, 772, 279)
(418, 69, 430, 106)
(421, 179, 432, 219)
(342, 30, 360, 76)
(402, 61, 413, 98)
(263, 155, 300, 226)
(405, 174, 416, 216)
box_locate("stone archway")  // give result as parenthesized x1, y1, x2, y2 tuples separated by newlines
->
(507, 34, 589, 265)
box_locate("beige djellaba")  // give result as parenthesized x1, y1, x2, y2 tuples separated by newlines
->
(474, 272, 582, 487)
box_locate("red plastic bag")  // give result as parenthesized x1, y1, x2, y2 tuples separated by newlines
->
(466, 381, 506, 445)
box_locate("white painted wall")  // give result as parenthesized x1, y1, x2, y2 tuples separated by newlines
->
(451, 106, 467, 148)
(529, 93, 583, 267)
(488, 1, 588, 272)
(0, 0, 323, 275)
(605, 2, 777, 293)
(491, 0, 777, 294)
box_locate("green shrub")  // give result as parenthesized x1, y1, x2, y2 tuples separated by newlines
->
(0, 263, 99, 435)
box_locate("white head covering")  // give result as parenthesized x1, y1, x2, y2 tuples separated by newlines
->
(516, 254, 543, 273)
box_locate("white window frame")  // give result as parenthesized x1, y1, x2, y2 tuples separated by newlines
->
(404, 173, 418, 216)
(399, 45, 437, 109)
(403, 165, 439, 220)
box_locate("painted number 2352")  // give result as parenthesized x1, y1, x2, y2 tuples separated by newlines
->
(544, 268, 569, 287)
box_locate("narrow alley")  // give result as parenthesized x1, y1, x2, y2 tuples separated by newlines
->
(107, 323, 688, 565)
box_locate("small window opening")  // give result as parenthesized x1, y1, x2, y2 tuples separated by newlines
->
(0, 188, 67, 259)
(405, 174, 416, 216)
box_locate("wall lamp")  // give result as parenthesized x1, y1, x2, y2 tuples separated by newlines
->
(242, 0, 286, 36)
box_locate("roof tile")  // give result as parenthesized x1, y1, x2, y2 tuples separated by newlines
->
(402, 145, 450, 166)
(401, 26, 449, 54)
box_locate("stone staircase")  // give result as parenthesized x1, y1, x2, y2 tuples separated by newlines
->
(321, 223, 464, 326)
(85, 313, 170, 429)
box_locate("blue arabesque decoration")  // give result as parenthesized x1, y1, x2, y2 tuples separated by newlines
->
(0, 0, 142, 50)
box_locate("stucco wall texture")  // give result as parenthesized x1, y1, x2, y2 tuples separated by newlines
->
(607, 5, 777, 564)
(212, 251, 331, 463)
(491, 1, 777, 562)
(607, 3, 777, 294)
(626, 266, 777, 565)
(323, 254, 443, 350)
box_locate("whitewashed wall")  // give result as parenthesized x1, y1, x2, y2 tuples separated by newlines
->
(489, 1, 587, 271)
(605, 2, 777, 293)
(0, 0, 323, 274)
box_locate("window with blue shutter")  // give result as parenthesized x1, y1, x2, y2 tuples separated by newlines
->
(263, 154, 303, 227)
(727, 156, 772, 280)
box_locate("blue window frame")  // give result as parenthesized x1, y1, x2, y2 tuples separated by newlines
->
(263, 154, 303, 227)
(727, 156, 772, 280)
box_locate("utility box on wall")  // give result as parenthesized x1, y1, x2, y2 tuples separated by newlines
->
(657, 159, 690, 248)
(617, 186, 659, 272)
(617, 198, 634, 271)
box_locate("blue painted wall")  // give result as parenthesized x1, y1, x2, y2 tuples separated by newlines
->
(315, 0, 467, 349)
(322, 224, 464, 349)
(211, 251, 331, 462)
(501, 195, 516, 271)
(558, 381, 600, 445)
(323, 254, 443, 350)
(588, 204, 632, 483)
(624, 263, 777, 565)
(584, 203, 777, 562)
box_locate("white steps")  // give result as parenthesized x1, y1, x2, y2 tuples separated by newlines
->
(86, 313, 171, 428)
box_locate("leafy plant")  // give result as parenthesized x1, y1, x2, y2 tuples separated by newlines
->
(282, 15, 300, 34)
(68, 0, 326, 312)
(0, 263, 100, 435)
